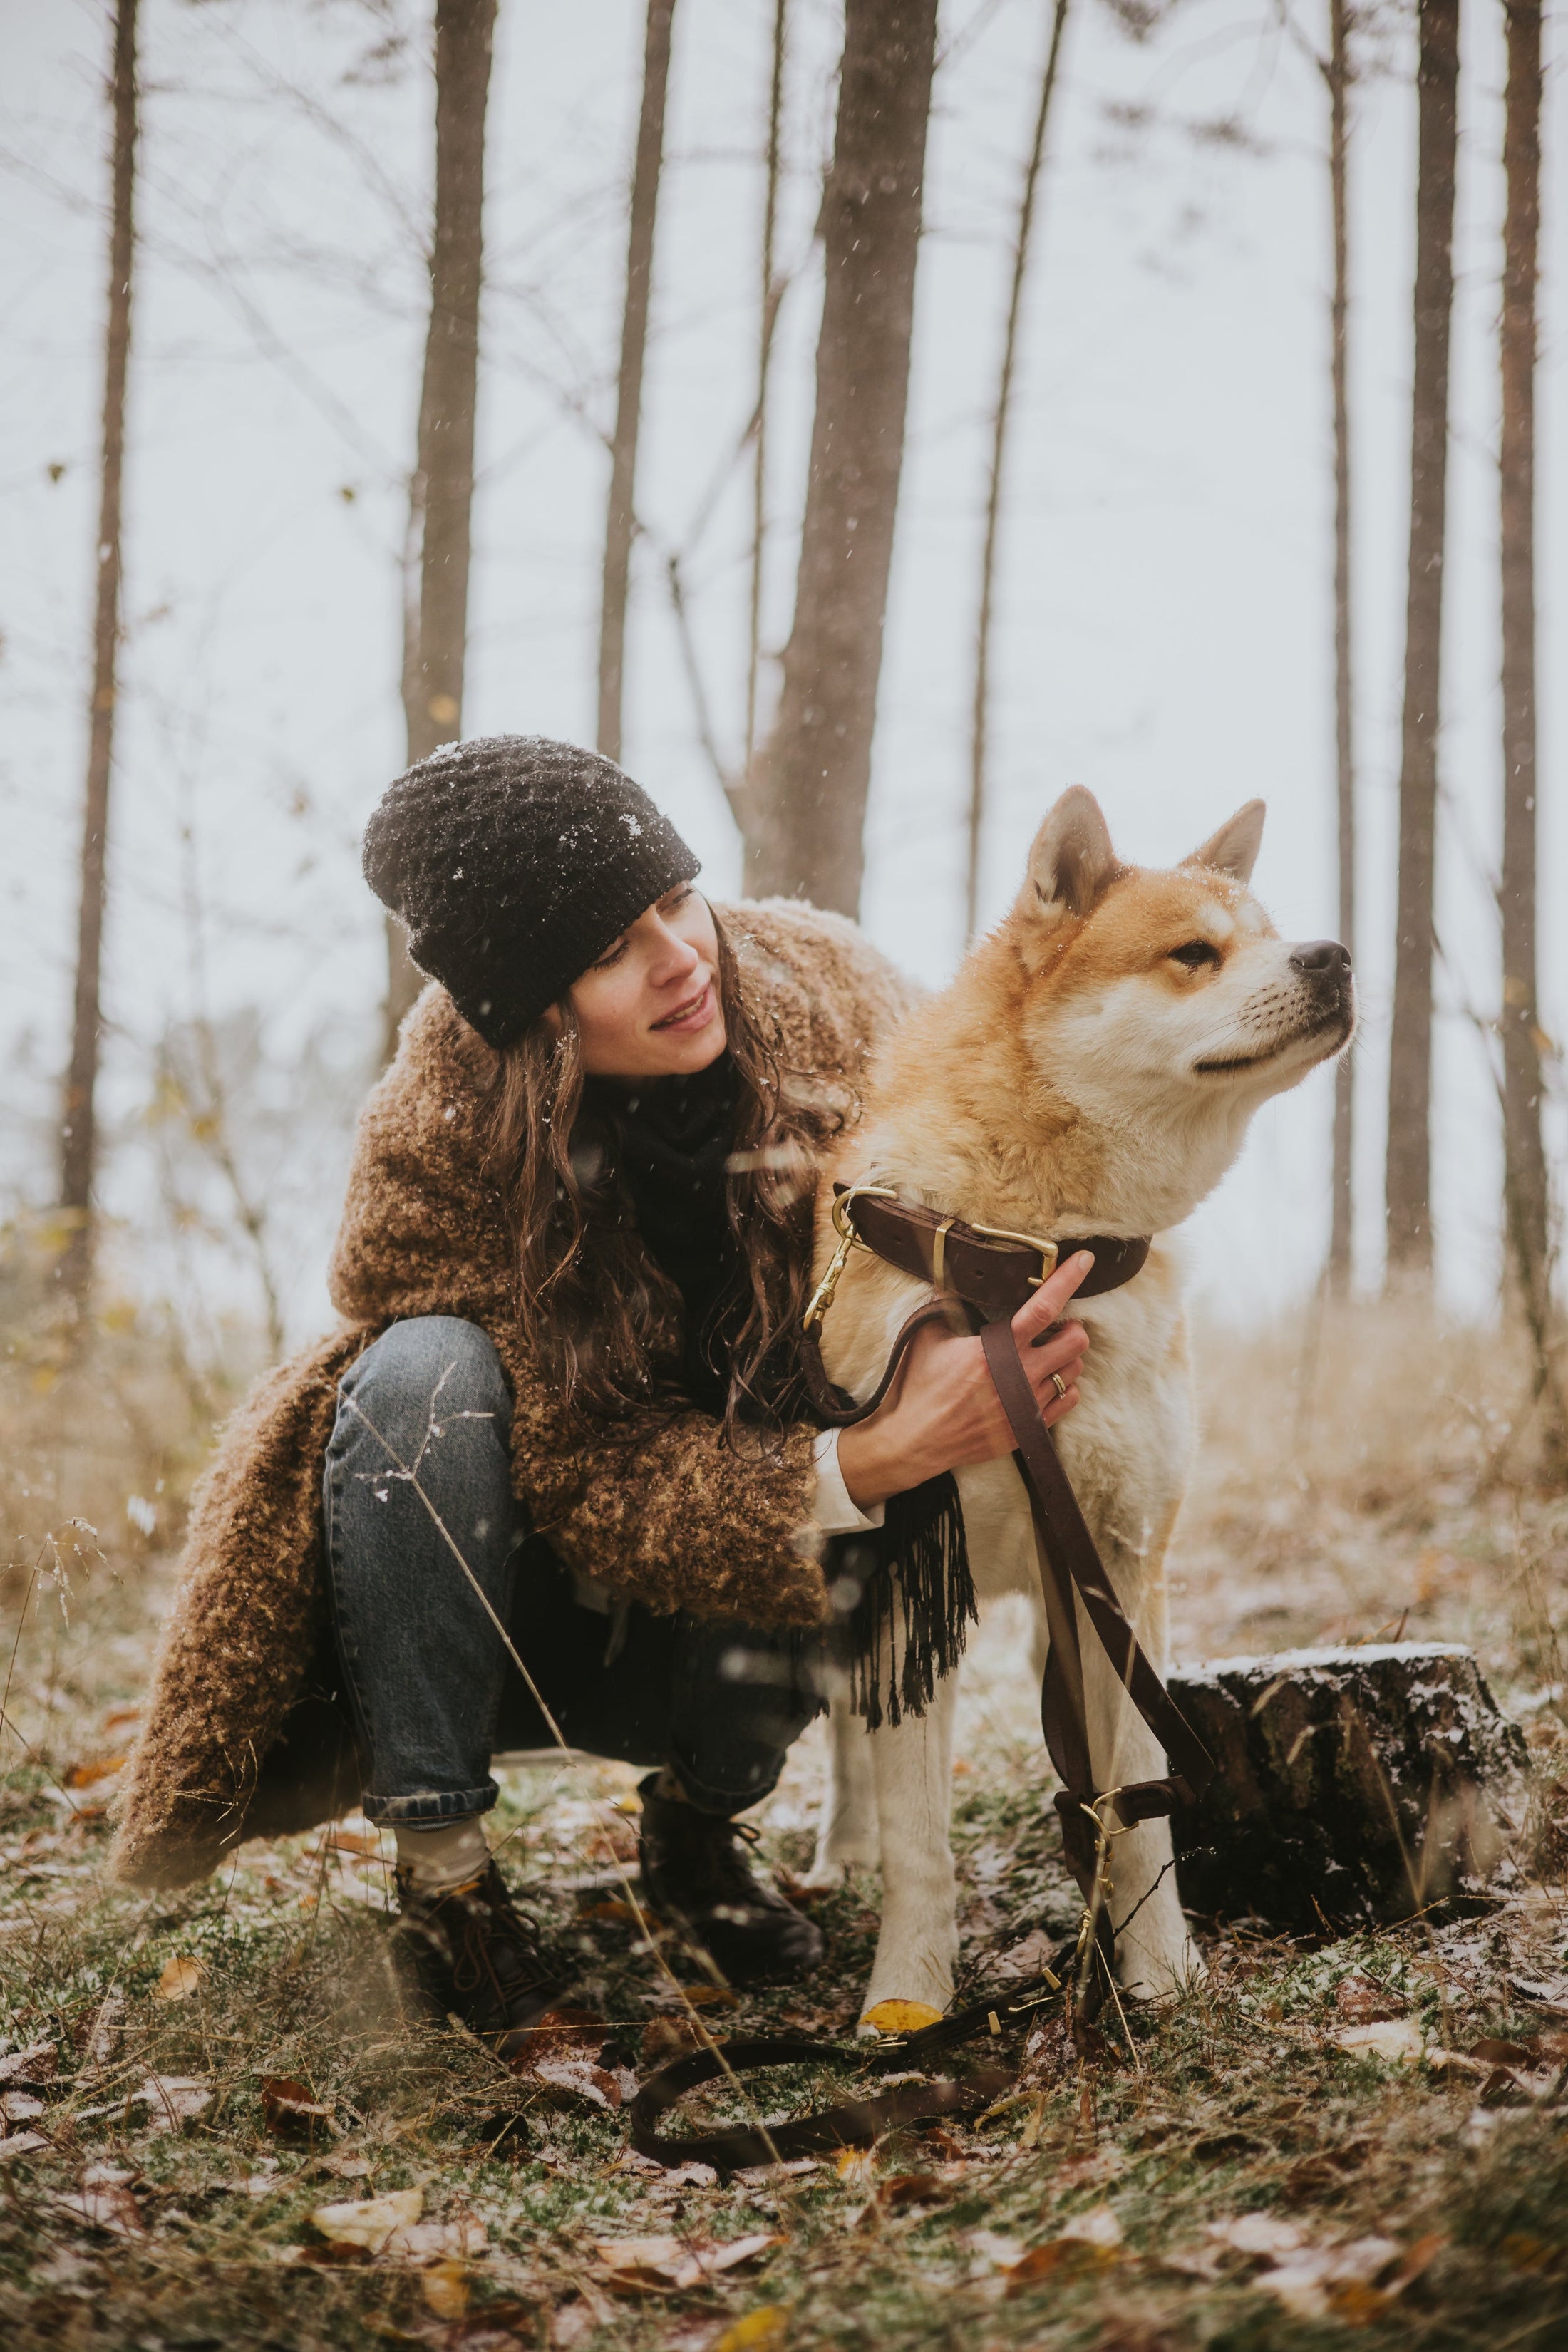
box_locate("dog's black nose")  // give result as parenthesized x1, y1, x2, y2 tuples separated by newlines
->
(1290, 939, 1352, 979)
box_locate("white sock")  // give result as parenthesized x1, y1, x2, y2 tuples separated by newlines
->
(393, 1815, 492, 1894)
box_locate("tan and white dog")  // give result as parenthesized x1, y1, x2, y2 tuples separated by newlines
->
(805, 788, 1355, 2021)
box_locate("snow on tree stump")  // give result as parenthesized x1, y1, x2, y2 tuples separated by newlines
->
(1167, 1644, 1528, 1931)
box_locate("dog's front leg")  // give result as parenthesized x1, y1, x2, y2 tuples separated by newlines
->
(858, 1675, 960, 2023)
(803, 1697, 880, 1889)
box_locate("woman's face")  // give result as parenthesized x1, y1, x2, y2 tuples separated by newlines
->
(562, 884, 727, 1078)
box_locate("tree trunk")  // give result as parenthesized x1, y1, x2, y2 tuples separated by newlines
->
(1327, 0, 1356, 1293)
(964, 0, 1070, 944)
(1386, 0, 1459, 1277)
(745, 0, 939, 913)
(744, 0, 790, 783)
(1168, 1644, 1527, 1929)
(59, 0, 138, 1313)
(1500, 0, 1553, 1413)
(597, 0, 678, 769)
(386, 0, 498, 1056)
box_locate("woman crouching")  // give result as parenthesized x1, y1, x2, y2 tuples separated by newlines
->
(112, 736, 1088, 2053)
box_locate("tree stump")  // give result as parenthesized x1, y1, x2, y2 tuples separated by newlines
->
(1167, 1644, 1527, 1931)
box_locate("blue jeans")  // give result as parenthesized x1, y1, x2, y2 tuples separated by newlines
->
(323, 1317, 823, 1825)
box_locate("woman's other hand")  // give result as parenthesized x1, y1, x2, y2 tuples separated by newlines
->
(835, 1251, 1093, 1510)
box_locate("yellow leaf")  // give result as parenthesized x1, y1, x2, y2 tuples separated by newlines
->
(155, 1955, 207, 2002)
(421, 2259, 470, 2316)
(862, 1999, 943, 2036)
(835, 2147, 875, 2186)
(715, 2308, 787, 2352)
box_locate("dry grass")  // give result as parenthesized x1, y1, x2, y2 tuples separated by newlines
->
(0, 1296, 1565, 2350)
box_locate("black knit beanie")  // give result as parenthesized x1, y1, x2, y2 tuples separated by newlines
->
(362, 735, 702, 1048)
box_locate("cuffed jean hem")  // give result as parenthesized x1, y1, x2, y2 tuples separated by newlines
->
(361, 1784, 499, 1825)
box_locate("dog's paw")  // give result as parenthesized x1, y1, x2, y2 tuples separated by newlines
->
(797, 1859, 847, 1894)
(860, 1946, 956, 2026)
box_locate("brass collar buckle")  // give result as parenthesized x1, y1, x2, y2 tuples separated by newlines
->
(969, 1222, 1059, 1290)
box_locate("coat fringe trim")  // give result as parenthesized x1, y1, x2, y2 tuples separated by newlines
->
(833, 1472, 977, 1729)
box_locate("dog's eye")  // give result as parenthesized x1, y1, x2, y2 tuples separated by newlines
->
(1169, 939, 1220, 969)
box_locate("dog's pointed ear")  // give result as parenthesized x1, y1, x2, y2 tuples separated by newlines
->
(1182, 799, 1265, 884)
(1018, 788, 1119, 930)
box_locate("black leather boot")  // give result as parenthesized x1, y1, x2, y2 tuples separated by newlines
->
(393, 1861, 575, 2051)
(636, 1772, 823, 1986)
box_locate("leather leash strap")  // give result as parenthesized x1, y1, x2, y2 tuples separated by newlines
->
(629, 1969, 1066, 2170)
(628, 2036, 1011, 2170)
(978, 1318, 1212, 1996)
(797, 1188, 1213, 2010)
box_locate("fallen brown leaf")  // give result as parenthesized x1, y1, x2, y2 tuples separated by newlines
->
(66, 1755, 128, 1790)
(262, 2075, 339, 2140)
(443, 2301, 536, 2351)
(154, 1954, 206, 2002)
(1004, 2204, 1123, 2294)
(1283, 2147, 1366, 2202)
(641, 2016, 701, 2066)
(1501, 2232, 1565, 2275)
(878, 2173, 949, 2212)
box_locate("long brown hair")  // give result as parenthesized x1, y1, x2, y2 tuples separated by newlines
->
(483, 915, 836, 1430)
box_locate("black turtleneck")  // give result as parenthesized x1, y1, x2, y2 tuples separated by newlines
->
(578, 1053, 743, 1414)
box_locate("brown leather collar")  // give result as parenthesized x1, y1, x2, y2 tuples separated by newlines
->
(830, 1183, 1150, 1326)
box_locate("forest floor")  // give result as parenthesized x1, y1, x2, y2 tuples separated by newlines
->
(1, 1299, 1567, 2351)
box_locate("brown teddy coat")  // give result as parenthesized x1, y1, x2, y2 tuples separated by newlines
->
(112, 900, 914, 1891)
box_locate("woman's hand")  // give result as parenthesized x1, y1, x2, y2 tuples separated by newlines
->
(835, 1251, 1094, 1511)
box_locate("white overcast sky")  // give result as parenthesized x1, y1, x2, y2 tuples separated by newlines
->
(1, 0, 1563, 1347)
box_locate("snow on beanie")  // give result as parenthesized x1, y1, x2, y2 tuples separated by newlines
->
(362, 735, 702, 1049)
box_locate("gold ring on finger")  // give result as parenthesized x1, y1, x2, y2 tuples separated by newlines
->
(1049, 1371, 1068, 1403)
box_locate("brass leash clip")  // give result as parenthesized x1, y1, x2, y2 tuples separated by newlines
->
(802, 1183, 896, 1336)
